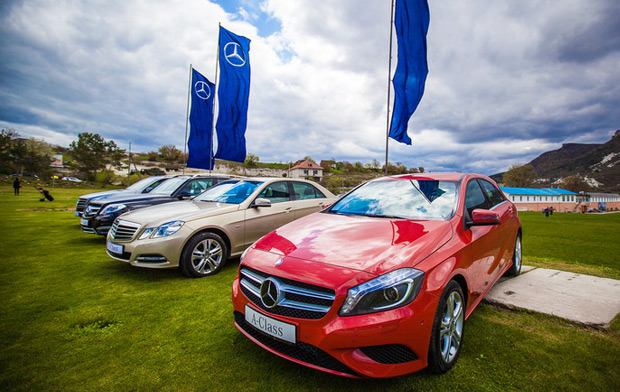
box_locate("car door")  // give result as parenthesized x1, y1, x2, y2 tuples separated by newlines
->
(478, 179, 514, 276)
(244, 181, 296, 247)
(463, 179, 496, 304)
(291, 181, 329, 219)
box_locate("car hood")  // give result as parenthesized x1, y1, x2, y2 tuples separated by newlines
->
(80, 190, 124, 199)
(252, 212, 453, 275)
(90, 192, 172, 206)
(120, 201, 239, 227)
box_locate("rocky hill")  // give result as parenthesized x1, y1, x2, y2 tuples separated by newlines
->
(493, 130, 620, 192)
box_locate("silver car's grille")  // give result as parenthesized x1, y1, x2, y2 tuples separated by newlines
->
(82, 205, 102, 219)
(240, 267, 335, 320)
(75, 198, 88, 212)
(109, 220, 141, 241)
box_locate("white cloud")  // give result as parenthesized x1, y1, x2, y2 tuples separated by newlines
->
(1, 0, 618, 175)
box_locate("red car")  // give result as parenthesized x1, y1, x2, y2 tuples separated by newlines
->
(232, 173, 522, 378)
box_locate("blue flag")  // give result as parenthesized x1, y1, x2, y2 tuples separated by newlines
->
(388, 0, 430, 145)
(187, 68, 215, 170)
(215, 26, 251, 162)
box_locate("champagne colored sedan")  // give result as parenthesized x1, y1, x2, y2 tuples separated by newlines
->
(232, 173, 522, 378)
(106, 178, 335, 277)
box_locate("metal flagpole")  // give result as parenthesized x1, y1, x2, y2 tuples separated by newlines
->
(183, 63, 192, 174)
(384, 0, 396, 175)
(127, 141, 131, 186)
(211, 23, 221, 172)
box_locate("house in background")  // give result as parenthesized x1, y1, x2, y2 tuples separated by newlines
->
(500, 187, 578, 212)
(289, 160, 323, 182)
(577, 192, 620, 212)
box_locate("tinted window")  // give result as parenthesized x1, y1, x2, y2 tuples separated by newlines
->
(328, 180, 457, 220)
(465, 180, 489, 216)
(292, 182, 325, 200)
(479, 180, 505, 207)
(258, 182, 292, 204)
(179, 178, 218, 196)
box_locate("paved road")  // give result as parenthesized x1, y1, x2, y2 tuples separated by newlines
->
(485, 266, 620, 328)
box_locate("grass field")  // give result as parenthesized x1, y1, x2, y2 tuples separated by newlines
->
(1, 186, 619, 391)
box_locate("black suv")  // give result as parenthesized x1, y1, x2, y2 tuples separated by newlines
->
(80, 175, 231, 235)
(74, 176, 172, 217)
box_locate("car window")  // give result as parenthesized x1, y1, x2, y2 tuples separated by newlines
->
(328, 180, 457, 220)
(143, 179, 167, 193)
(465, 180, 489, 216)
(292, 182, 325, 200)
(180, 178, 217, 196)
(194, 180, 260, 204)
(479, 180, 505, 208)
(258, 182, 292, 204)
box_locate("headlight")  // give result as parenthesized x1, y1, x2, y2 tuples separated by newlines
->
(339, 268, 424, 316)
(138, 228, 154, 240)
(151, 221, 184, 238)
(100, 204, 127, 215)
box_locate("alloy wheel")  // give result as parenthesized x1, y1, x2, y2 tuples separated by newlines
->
(191, 239, 223, 275)
(439, 290, 464, 364)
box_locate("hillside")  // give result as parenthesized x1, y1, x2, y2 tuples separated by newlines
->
(493, 130, 620, 191)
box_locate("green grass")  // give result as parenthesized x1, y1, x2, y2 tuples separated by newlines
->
(0, 186, 619, 391)
(519, 211, 620, 279)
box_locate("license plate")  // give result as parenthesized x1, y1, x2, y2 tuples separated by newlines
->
(245, 305, 296, 343)
(107, 241, 123, 254)
(80, 218, 89, 226)
(74, 211, 81, 217)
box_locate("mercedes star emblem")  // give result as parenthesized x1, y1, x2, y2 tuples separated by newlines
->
(194, 81, 211, 100)
(260, 278, 281, 308)
(223, 42, 246, 67)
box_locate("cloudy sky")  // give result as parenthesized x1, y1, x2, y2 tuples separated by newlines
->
(1, 0, 619, 174)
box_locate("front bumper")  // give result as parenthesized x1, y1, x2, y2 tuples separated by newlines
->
(81, 216, 114, 235)
(106, 226, 192, 269)
(231, 259, 439, 378)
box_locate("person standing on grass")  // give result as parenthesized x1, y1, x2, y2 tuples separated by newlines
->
(13, 178, 21, 195)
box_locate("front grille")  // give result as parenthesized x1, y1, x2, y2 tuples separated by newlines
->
(82, 205, 102, 219)
(359, 344, 418, 364)
(75, 198, 88, 212)
(234, 311, 356, 377)
(109, 220, 141, 241)
(240, 266, 335, 320)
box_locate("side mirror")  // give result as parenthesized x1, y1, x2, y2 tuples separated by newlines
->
(468, 209, 500, 226)
(253, 198, 271, 207)
(178, 191, 192, 200)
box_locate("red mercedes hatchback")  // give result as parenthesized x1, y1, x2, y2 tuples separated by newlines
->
(232, 173, 522, 378)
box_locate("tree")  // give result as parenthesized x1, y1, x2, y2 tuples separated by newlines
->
(147, 151, 159, 161)
(17, 138, 54, 174)
(244, 153, 260, 167)
(159, 145, 181, 163)
(69, 132, 125, 180)
(0, 129, 20, 174)
(502, 164, 537, 187)
(560, 175, 591, 193)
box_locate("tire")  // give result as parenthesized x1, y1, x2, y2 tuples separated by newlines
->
(504, 233, 522, 277)
(180, 232, 228, 278)
(427, 280, 466, 374)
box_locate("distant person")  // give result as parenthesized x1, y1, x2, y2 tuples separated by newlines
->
(37, 187, 54, 202)
(549, 206, 554, 215)
(13, 178, 21, 195)
(544, 207, 549, 217)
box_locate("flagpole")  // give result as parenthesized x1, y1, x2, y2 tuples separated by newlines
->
(384, 0, 396, 175)
(183, 63, 192, 174)
(211, 23, 221, 172)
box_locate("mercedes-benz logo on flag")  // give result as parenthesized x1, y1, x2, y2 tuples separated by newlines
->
(223, 42, 246, 67)
(260, 278, 281, 308)
(194, 81, 211, 100)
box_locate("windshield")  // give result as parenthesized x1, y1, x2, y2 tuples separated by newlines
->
(194, 180, 262, 204)
(328, 180, 458, 220)
(125, 176, 162, 191)
(150, 177, 189, 195)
